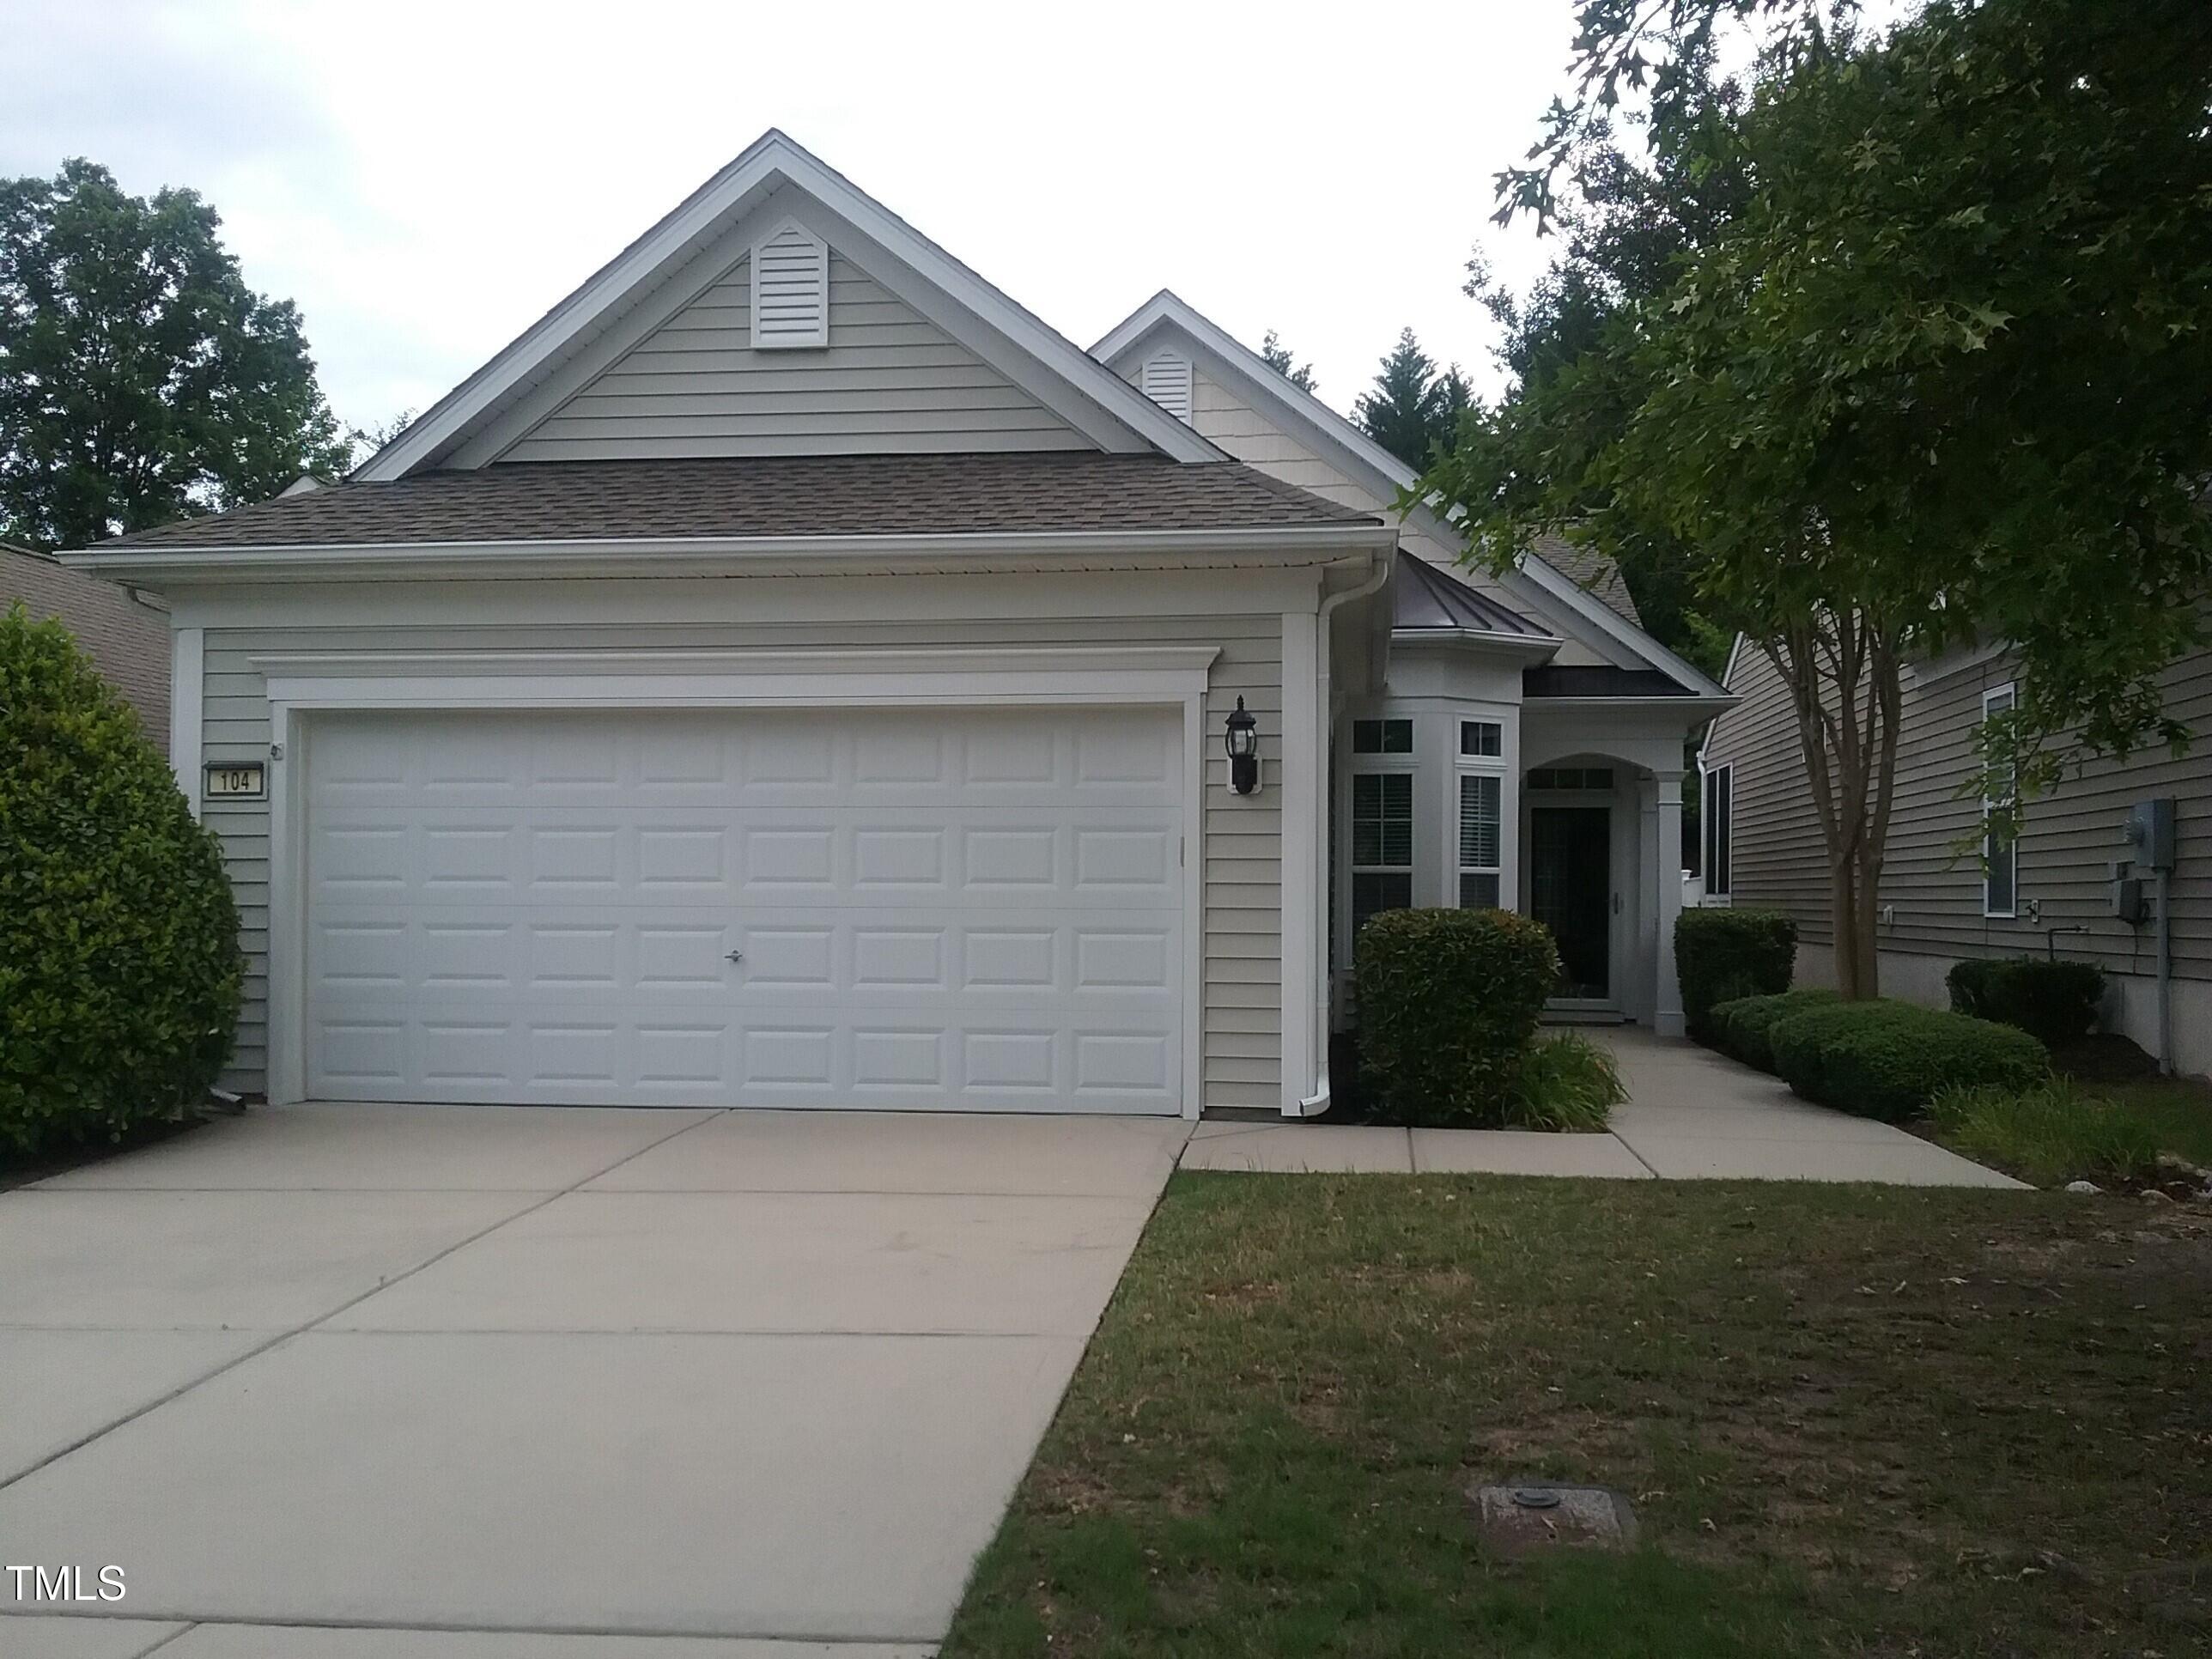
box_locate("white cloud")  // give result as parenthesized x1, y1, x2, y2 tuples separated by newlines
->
(4, 0, 1589, 431)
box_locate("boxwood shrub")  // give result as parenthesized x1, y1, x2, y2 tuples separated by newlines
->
(1, 605, 243, 1158)
(1356, 908, 1561, 1127)
(1711, 987, 1840, 1073)
(1947, 957, 2106, 1047)
(1675, 908, 1796, 1043)
(1768, 1000, 2047, 1122)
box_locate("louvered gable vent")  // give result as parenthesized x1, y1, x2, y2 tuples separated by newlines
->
(1141, 349, 1193, 424)
(750, 221, 830, 349)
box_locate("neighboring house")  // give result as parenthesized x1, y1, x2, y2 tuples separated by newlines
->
(3, 541, 171, 756)
(66, 131, 1723, 1116)
(1702, 635, 2212, 1073)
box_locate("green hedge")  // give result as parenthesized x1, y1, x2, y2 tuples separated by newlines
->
(1675, 908, 1796, 1043)
(1711, 988, 1840, 1073)
(1357, 908, 1560, 1127)
(1, 605, 243, 1158)
(1947, 957, 2106, 1047)
(1768, 1000, 2047, 1122)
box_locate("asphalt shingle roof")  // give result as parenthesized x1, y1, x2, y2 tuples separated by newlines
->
(1532, 532, 1644, 628)
(100, 454, 1377, 551)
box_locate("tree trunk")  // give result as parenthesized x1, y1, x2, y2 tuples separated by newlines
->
(1765, 609, 1904, 1001)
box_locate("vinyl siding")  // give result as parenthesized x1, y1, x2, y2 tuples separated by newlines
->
(1133, 365, 1612, 667)
(1705, 639, 2212, 983)
(201, 610, 1280, 1110)
(499, 252, 1088, 461)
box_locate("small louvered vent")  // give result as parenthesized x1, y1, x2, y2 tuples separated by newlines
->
(1141, 349, 1193, 424)
(751, 222, 830, 349)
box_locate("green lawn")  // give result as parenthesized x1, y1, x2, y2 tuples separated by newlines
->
(944, 1175, 2211, 1657)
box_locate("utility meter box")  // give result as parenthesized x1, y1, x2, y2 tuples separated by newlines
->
(2124, 798, 2178, 872)
(2112, 862, 2148, 925)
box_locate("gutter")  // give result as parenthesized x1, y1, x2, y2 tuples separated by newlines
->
(1295, 549, 1395, 1117)
(59, 522, 1399, 585)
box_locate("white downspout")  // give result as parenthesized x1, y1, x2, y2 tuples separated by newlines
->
(1296, 550, 1395, 1115)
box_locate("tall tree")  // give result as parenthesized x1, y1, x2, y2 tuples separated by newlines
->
(0, 159, 349, 550)
(1258, 329, 1317, 392)
(1428, 0, 2212, 997)
(1354, 328, 1471, 469)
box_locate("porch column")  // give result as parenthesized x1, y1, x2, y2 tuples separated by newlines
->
(1654, 769, 1686, 1036)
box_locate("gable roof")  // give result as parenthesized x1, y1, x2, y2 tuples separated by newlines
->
(359, 131, 1221, 481)
(100, 454, 1375, 551)
(1091, 289, 1727, 699)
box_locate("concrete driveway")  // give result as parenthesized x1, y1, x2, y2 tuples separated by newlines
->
(0, 1105, 1188, 1657)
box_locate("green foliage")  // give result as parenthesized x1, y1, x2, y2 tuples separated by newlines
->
(1353, 328, 1473, 470)
(1947, 957, 2106, 1048)
(1769, 1000, 2046, 1123)
(1257, 329, 1317, 394)
(1711, 987, 1838, 1073)
(1356, 908, 1561, 1127)
(1674, 908, 1796, 1042)
(0, 158, 351, 550)
(1503, 1030, 1628, 1130)
(1929, 1077, 2162, 1188)
(0, 604, 242, 1157)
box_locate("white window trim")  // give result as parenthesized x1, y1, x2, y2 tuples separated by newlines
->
(254, 646, 1215, 1120)
(1455, 748, 1506, 910)
(1982, 683, 2018, 919)
(1703, 762, 1733, 899)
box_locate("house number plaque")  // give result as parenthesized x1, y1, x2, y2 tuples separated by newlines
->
(204, 761, 266, 801)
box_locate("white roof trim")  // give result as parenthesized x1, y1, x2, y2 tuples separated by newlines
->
(1092, 289, 1731, 701)
(360, 131, 1220, 480)
(62, 521, 1396, 585)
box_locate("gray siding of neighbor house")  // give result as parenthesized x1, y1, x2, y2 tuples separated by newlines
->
(201, 611, 1282, 1111)
(1705, 640, 2212, 984)
(497, 253, 1088, 461)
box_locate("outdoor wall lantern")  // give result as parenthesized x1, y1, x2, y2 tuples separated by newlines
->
(1224, 696, 1261, 796)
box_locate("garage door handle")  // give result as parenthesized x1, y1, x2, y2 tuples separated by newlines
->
(725, 950, 744, 963)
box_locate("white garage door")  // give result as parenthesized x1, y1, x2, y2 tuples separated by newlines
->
(301, 705, 1185, 1112)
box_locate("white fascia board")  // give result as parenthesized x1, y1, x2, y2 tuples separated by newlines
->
(1698, 630, 1751, 763)
(60, 522, 1397, 586)
(363, 132, 1217, 481)
(1094, 290, 1732, 697)
(1389, 628, 1562, 663)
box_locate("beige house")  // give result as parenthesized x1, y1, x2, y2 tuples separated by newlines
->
(1701, 635, 2212, 1073)
(67, 131, 1721, 1115)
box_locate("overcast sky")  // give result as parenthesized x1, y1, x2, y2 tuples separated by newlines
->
(4, 0, 1601, 435)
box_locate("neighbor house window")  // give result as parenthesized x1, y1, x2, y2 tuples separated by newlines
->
(1460, 720, 1503, 758)
(1983, 684, 2017, 918)
(1458, 774, 1503, 908)
(1351, 771, 1413, 933)
(1352, 718, 1413, 755)
(1703, 764, 1733, 898)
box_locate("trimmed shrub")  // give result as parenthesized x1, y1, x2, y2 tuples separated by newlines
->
(1675, 908, 1796, 1043)
(1503, 1031, 1627, 1131)
(1357, 908, 1561, 1127)
(1948, 957, 2106, 1047)
(1929, 1078, 2160, 1188)
(1711, 988, 1840, 1073)
(1, 605, 243, 1158)
(1769, 1000, 2046, 1122)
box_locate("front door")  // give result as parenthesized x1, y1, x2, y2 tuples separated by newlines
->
(1529, 805, 1611, 1000)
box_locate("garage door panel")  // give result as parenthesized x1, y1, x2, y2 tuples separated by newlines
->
(303, 707, 1186, 1112)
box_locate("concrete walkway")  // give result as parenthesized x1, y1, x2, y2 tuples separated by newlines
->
(0, 1105, 1188, 1656)
(1181, 1026, 2023, 1187)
